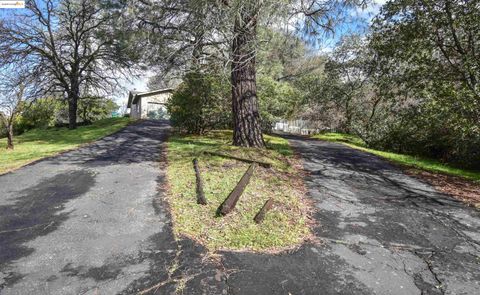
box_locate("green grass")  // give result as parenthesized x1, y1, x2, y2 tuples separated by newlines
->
(0, 117, 132, 174)
(312, 132, 480, 182)
(313, 132, 366, 147)
(166, 131, 311, 252)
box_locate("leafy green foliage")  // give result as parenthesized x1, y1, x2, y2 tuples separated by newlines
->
(366, 0, 480, 168)
(298, 1, 480, 170)
(257, 76, 300, 132)
(77, 96, 119, 123)
(16, 98, 60, 133)
(4, 96, 120, 137)
(167, 71, 231, 134)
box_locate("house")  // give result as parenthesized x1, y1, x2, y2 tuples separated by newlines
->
(127, 88, 173, 119)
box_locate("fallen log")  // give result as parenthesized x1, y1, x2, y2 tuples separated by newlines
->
(205, 151, 272, 168)
(217, 164, 256, 216)
(253, 198, 274, 224)
(192, 158, 207, 205)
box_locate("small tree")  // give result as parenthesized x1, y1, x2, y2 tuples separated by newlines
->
(0, 81, 25, 150)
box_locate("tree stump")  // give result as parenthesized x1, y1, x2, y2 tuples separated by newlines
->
(193, 158, 207, 205)
(254, 198, 274, 224)
(217, 164, 256, 216)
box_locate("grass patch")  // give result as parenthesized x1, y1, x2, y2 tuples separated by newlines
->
(312, 132, 480, 182)
(0, 117, 132, 174)
(313, 132, 366, 147)
(165, 130, 311, 252)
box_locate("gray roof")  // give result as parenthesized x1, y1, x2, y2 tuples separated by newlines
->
(127, 88, 174, 108)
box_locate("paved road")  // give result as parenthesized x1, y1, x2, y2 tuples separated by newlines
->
(1, 123, 479, 294)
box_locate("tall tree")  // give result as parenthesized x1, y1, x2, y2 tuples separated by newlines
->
(229, 1, 265, 146)
(0, 0, 133, 129)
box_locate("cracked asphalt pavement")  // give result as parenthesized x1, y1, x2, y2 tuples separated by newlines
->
(1, 122, 479, 294)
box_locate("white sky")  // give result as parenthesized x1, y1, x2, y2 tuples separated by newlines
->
(112, 71, 153, 108)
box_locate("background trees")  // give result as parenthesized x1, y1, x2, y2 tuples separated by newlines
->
(294, 0, 479, 169)
(0, 0, 134, 129)
(123, 0, 367, 147)
(303, 35, 373, 134)
(367, 0, 480, 167)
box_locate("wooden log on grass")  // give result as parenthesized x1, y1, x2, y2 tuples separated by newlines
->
(254, 198, 274, 224)
(217, 164, 256, 216)
(205, 151, 272, 168)
(193, 158, 207, 205)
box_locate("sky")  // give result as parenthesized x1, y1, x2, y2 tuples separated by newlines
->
(316, 0, 387, 53)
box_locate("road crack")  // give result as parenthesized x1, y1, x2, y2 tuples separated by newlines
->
(413, 251, 445, 295)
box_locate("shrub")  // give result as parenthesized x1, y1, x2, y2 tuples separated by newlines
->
(167, 72, 230, 134)
(77, 96, 118, 123)
(16, 97, 60, 134)
(257, 76, 300, 133)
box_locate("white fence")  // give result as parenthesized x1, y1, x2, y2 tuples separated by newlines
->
(273, 119, 330, 135)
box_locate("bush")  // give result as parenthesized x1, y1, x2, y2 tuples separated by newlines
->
(77, 96, 118, 123)
(0, 120, 5, 138)
(167, 72, 230, 134)
(362, 94, 480, 170)
(257, 76, 300, 133)
(16, 97, 60, 134)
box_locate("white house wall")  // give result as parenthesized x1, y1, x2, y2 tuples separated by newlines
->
(129, 91, 172, 119)
(130, 103, 141, 119)
(140, 92, 171, 118)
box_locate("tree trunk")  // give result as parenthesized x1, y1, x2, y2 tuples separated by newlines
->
(6, 123, 14, 150)
(231, 3, 265, 148)
(344, 98, 352, 133)
(68, 98, 78, 129)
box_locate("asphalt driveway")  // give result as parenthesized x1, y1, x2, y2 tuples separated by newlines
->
(1, 124, 479, 295)
(216, 135, 480, 295)
(0, 120, 185, 294)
